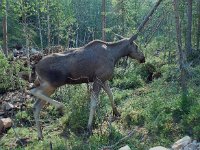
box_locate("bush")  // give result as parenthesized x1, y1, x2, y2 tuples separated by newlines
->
(123, 110, 145, 127)
(112, 66, 143, 89)
(136, 63, 156, 83)
(0, 51, 27, 93)
(60, 85, 90, 134)
(182, 104, 200, 139)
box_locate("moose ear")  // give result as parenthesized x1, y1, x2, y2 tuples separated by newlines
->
(115, 34, 125, 40)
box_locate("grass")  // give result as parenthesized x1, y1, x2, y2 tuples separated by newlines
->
(0, 59, 200, 149)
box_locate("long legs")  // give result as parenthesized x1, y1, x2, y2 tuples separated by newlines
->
(31, 83, 64, 108)
(31, 80, 119, 138)
(33, 99, 46, 140)
(102, 81, 120, 117)
(87, 80, 120, 133)
(87, 81, 101, 132)
(30, 82, 64, 139)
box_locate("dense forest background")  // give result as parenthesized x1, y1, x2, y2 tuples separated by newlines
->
(0, 0, 200, 149)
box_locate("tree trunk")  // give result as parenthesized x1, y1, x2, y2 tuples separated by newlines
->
(37, 2, 43, 51)
(186, 0, 193, 54)
(102, 0, 106, 41)
(173, 0, 189, 112)
(47, 0, 51, 49)
(197, 0, 200, 50)
(2, 0, 8, 57)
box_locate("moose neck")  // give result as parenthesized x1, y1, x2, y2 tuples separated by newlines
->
(108, 40, 129, 64)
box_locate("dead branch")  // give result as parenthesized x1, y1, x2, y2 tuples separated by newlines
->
(99, 129, 137, 150)
(130, 0, 163, 41)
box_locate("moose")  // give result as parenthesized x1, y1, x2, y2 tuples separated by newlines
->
(30, 36, 145, 139)
(30, 0, 163, 140)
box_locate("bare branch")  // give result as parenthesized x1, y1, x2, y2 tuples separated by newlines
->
(100, 129, 136, 150)
(129, 0, 163, 42)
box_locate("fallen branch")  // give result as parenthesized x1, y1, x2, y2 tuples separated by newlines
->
(99, 129, 136, 150)
(130, 0, 163, 41)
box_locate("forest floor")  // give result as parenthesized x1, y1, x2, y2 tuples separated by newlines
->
(0, 55, 200, 150)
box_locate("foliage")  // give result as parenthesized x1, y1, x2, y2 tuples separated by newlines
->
(112, 64, 143, 89)
(0, 0, 200, 149)
(0, 51, 27, 93)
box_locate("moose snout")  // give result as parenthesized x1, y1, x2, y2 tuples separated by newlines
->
(140, 57, 145, 63)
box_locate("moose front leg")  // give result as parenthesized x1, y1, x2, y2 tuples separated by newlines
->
(102, 81, 120, 117)
(87, 81, 101, 134)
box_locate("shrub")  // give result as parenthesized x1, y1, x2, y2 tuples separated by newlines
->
(112, 66, 143, 89)
(136, 63, 156, 83)
(0, 51, 27, 93)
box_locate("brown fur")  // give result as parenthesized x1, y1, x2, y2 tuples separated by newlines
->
(36, 39, 145, 88)
(31, 38, 145, 139)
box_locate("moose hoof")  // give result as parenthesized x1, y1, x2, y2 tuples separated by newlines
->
(111, 109, 121, 121)
(57, 107, 65, 116)
(86, 127, 93, 137)
(113, 109, 121, 117)
(37, 136, 43, 141)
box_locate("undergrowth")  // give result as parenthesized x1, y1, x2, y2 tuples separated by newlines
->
(0, 52, 200, 150)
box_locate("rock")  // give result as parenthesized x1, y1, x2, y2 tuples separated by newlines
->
(183, 140, 200, 150)
(172, 136, 191, 150)
(1, 118, 12, 129)
(2, 102, 14, 111)
(119, 145, 131, 150)
(149, 146, 169, 150)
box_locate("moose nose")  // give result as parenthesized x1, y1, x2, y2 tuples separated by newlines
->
(140, 57, 145, 63)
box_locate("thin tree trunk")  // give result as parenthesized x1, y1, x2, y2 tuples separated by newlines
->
(186, 0, 193, 54)
(173, 0, 189, 112)
(57, 19, 60, 45)
(37, 2, 43, 51)
(2, 0, 8, 57)
(121, 0, 125, 35)
(102, 0, 106, 41)
(21, 0, 31, 82)
(76, 30, 78, 47)
(197, 0, 200, 50)
(47, 0, 51, 49)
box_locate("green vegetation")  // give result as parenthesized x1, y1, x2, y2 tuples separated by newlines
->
(0, 0, 200, 149)
(0, 51, 27, 93)
(0, 50, 199, 149)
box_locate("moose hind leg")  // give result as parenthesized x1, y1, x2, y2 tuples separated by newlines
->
(31, 82, 62, 139)
(30, 83, 64, 109)
(102, 81, 120, 117)
(33, 99, 46, 140)
(87, 81, 101, 134)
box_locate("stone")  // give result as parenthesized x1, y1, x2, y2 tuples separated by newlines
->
(2, 102, 14, 111)
(1, 118, 12, 129)
(119, 145, 131, 150)
(149, 146, 169, 150)
(172, 136, 191, 150)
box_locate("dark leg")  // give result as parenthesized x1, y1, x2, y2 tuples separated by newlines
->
(87, 81, 101, 134)
(102, 81, 120, 117)
(33, 99, 46, 140)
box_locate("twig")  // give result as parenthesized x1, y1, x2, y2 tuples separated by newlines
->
(12, 123, 24, 148)
(99, 129, 136, 150)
